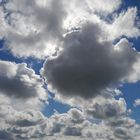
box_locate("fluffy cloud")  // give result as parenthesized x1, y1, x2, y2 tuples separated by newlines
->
(0, 102, 46, 139)
(41, 23, 139, 99)
(134, 99, 140, 107)
(106, 7, 140, 40)
(0, 60, 47, 110)
(0, 0, 139, 58)
(0, 100, 139, 140)
(0, 60, 46, 99)
(85, 0, 122, 14)
(86, 98, 126, 119)
(0, 0, 66, 58)
(125, 57, 140, 83)
(0, 106, 85, 139)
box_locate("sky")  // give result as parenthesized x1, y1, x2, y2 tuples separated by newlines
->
(0, 0, 140, 140)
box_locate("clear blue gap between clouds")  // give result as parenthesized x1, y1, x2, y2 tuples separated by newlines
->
(0, 39, 44, 75)
(43, 92, 71, 117)
(118, 82, 140, 124)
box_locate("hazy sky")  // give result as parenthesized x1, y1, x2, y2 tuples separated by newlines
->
(0, 0, 140, 139)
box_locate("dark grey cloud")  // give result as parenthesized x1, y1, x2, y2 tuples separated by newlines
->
(42, 23, 138, 99)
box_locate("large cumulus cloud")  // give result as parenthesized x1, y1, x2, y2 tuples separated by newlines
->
(41, 23, 139, 99)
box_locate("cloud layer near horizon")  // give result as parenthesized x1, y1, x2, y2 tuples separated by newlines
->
(0, 105, 139, 140)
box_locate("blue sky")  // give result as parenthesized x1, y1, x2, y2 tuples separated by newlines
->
(0, 0, 140, 139)
(120, 82, 140, 123)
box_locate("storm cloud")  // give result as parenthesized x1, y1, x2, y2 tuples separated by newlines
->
(42, 23, 138, 99)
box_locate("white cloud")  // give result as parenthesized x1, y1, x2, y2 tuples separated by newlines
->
(134, 99, 140, 107)
(0, 0, 139, 58)
(114, 38, 140, 83)
(125, 57, 140, 83)
(85, 0, 122, 14)
(0, 0, 66, 58)
(106, 7, 140, 40)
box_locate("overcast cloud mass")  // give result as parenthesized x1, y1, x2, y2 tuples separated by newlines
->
(0, 0, 140, 139)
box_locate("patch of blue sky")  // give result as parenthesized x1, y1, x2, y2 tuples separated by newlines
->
(43, 97, 71, 117)
(119, 82, 140, 123)
(0, 39, 44, 75)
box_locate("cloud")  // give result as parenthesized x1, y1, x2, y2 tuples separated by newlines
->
(105, 117, 139, 140)
(69, 108, 85, 123)
(85, 0, 122, 14)
(0, 106, 85, 139)
(0, 104, 47, 139)
(125, 57, 140, 83)
(0, 0, 66, 58)
(41, 23, 138, 99)
(0, 60, 46, 99)
(134, 99, 140, 107)
(106, 7, 140, 40)
(47, 110, 140, 140)
(0, 100, 139, 140)
(86, 98, 126, 119)
(0, 0, 139, 59)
